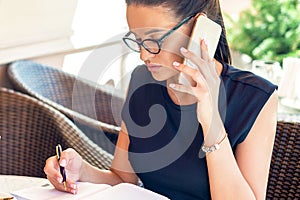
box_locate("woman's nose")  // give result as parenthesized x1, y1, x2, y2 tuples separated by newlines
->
(139, 47, 155, 62)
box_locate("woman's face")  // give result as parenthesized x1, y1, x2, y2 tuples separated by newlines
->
(126, 5, 192, 81)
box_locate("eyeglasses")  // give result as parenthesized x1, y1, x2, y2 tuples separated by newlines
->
(122, 13, 198, 54)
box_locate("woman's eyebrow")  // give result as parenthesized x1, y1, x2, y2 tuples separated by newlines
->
(129, 28, 166, 38)
(144, 28, 166, 35)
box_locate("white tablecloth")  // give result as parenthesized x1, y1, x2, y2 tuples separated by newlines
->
(0, 175, 49, 193)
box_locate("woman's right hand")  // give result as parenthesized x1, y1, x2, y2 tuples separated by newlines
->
(44, 148, 84, 194)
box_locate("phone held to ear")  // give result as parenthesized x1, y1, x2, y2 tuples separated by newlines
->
(179, 15, 222, 85)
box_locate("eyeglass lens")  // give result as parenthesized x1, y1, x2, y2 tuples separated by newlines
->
(123, 32, 160, 54)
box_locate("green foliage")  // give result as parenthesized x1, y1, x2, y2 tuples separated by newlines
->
(226, 0, 300, 64)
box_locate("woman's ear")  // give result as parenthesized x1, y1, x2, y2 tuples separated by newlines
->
(191, 13, 207, 24)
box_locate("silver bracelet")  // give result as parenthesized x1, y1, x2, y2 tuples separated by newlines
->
(201, 133, 227, 153)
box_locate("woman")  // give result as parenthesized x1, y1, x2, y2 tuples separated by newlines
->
(44, 0, 278, 199)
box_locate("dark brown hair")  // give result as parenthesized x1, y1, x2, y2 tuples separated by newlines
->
(126, 0, 232, 64)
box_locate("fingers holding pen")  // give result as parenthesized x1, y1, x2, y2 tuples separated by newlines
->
(47, 175, 78, 194)
(44, 156, 78, 194)
(44, 147, 81, 194)
(44, 156, 61, 180)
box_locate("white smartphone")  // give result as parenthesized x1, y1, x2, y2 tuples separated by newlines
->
(179, 15, 222, 85)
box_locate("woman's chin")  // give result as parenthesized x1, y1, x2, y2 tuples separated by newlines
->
(146, 64, 179, 82)
(151, 71, 179, 82)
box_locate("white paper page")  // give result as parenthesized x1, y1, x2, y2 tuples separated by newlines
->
(11, 182, 111, 200)
(87, 183, 170, 200)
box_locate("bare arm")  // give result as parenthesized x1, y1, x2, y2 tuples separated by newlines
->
(79, 122, 139, 185)
(45, 122, 138, 194)
(234, 90, 278, 199)
(207, 91, 278, 200)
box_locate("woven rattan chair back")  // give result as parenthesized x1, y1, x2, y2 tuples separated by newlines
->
(266, 121, 300, 199)
(0, 87, 112, 178)
(8, 60, 125, 154)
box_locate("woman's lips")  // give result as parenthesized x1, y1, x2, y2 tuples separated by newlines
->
(146, 64, 161, 72)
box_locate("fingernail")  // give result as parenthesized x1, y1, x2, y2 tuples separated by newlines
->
(71, 184, 77, 189)
(173, 61, 180, 67)
(169, 83, 175, 88)
(60, 159, 66, 167)
(180, 47, 188, 53)
(71, 189, 76, 194)
(202, 38, 208, 47)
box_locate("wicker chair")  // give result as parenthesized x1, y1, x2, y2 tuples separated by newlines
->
(0, 87, 113, 178)
(7, 60, 125, 154)
(266, 121, 300, 199)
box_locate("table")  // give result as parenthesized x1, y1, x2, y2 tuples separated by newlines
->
(0, 175, 169, 200)
(0, 175, 49, 193)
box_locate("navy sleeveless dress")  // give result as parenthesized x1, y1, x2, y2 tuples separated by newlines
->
(121, 64, 277, 200)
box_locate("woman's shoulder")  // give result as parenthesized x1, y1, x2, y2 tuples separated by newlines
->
(221, 63, 277, 94)
(131, 65, 153, 80)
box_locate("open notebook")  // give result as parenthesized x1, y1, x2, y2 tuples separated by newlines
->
(11, 182, 169, 200)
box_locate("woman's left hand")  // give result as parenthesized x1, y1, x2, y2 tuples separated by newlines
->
(170, 39, 223, 138)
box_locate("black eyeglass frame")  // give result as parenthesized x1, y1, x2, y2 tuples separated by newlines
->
(122, 12, 199, 54)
